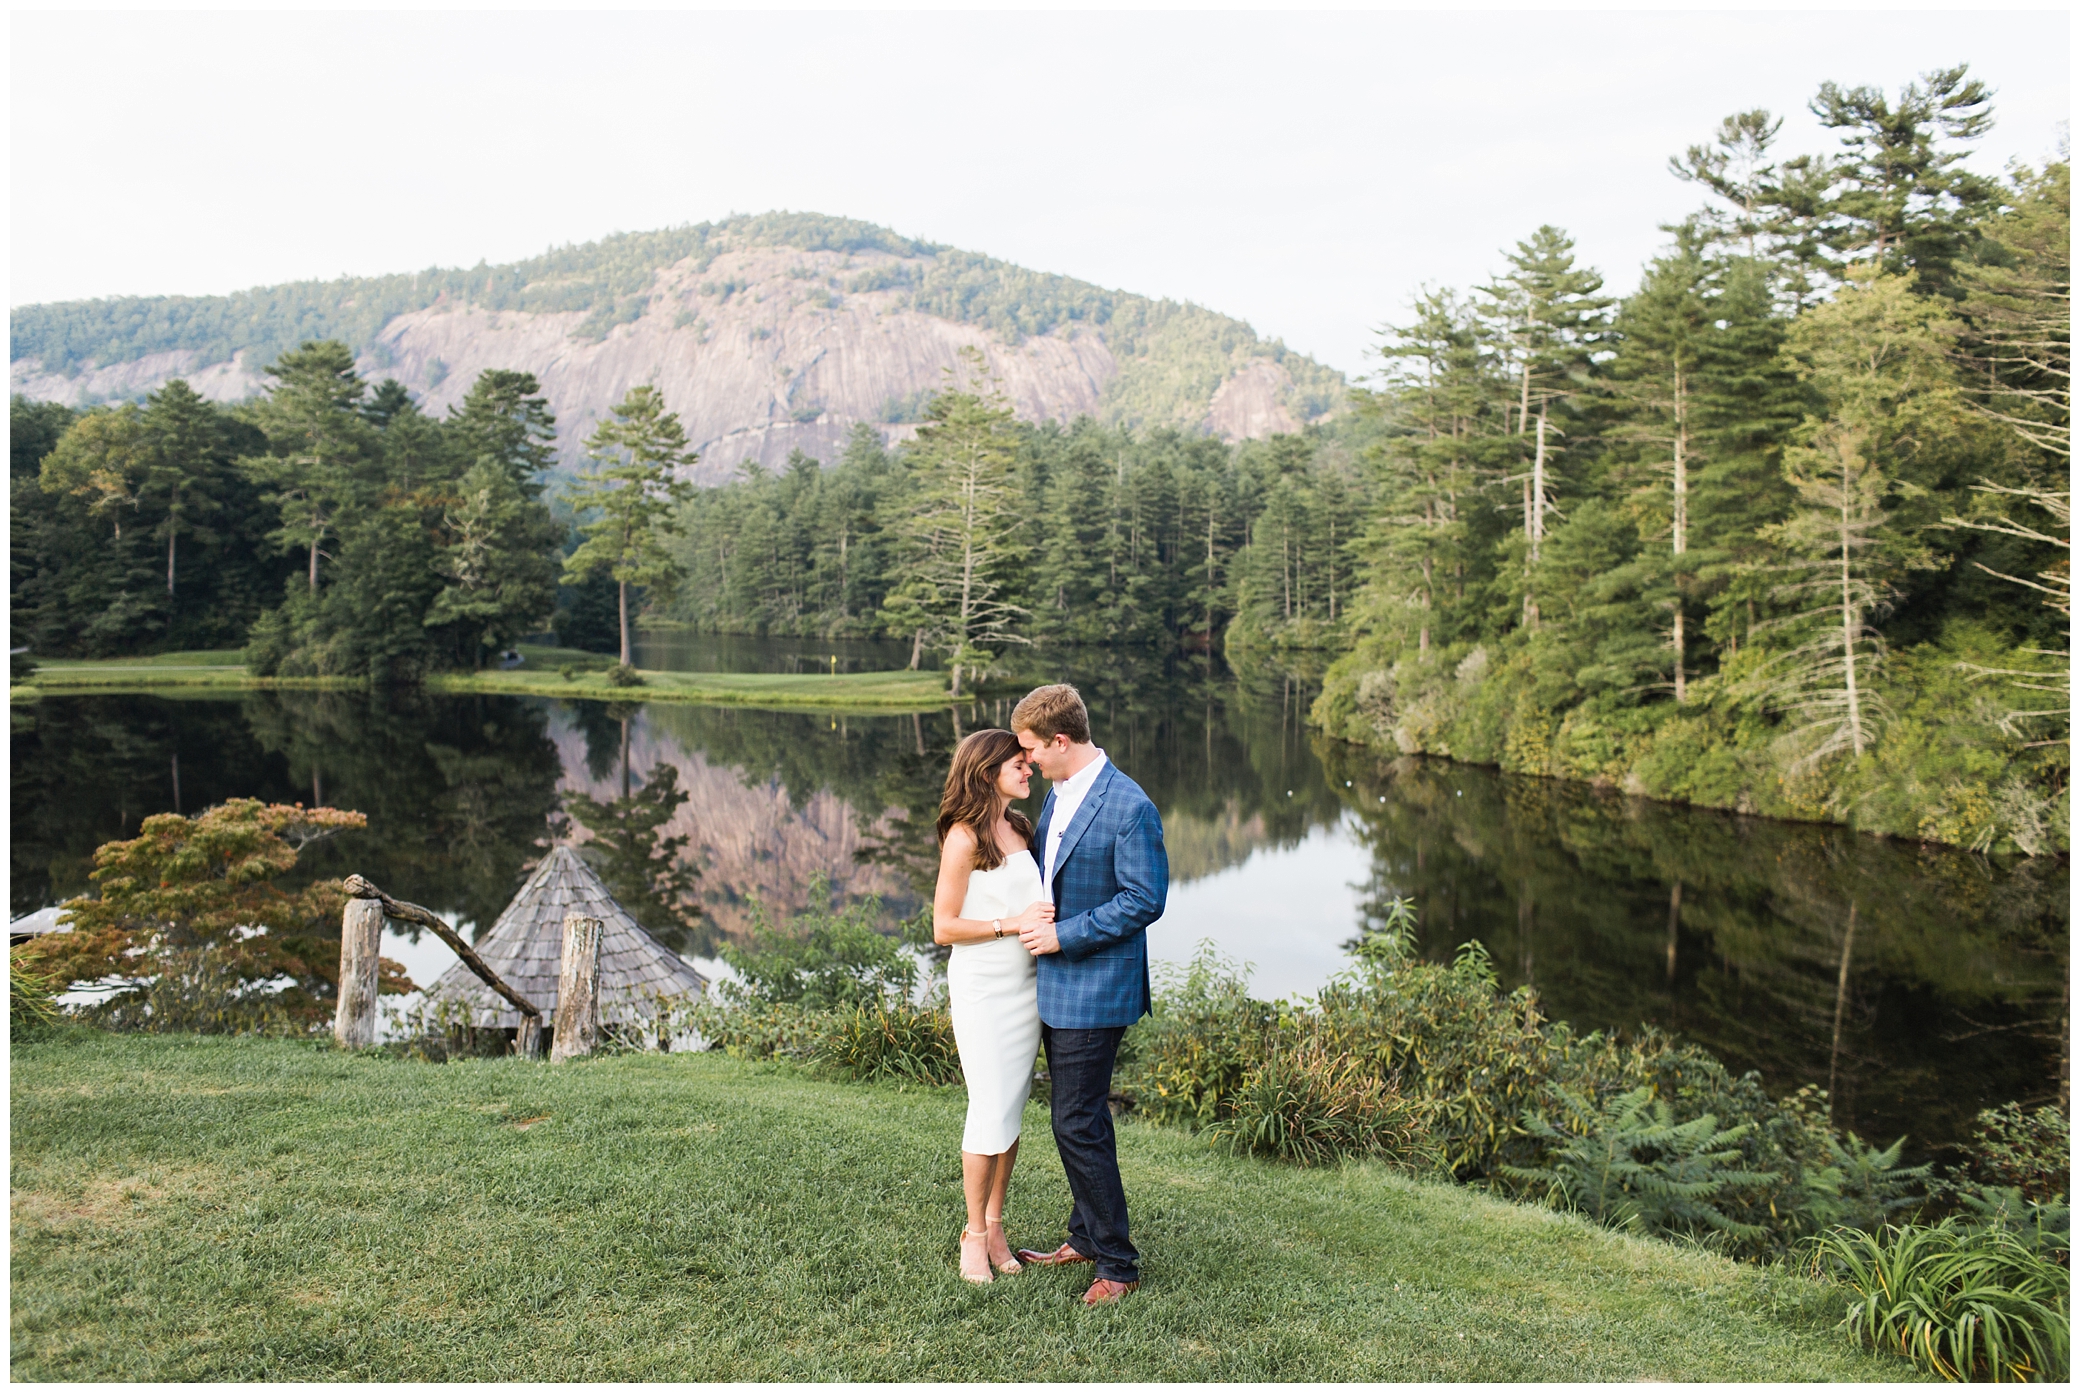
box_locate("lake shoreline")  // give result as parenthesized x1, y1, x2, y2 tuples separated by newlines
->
(11, 647, 955, 712)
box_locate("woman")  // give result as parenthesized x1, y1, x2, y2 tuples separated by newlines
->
(934, 728, 1053, 1285)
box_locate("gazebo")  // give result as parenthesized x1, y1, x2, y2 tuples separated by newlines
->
(426, 846, 707, 1040)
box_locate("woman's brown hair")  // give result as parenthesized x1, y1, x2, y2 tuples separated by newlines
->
(936, 728, 1035, 871)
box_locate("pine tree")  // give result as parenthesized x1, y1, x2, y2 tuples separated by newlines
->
(1751, 269, 1957, 767)
(1806, 65, 1997, 297)
(240, 341, 375, 592)
(878, 353, 1029, 694)
(562, 385, 696, 666)
(1361, 287, 1495, 658)
(1480, 227, 1614, 625)
(141, 380, 225, 600)
(448, 369, 559, 497)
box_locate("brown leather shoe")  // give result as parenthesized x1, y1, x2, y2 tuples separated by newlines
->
(1014, 1243, 1092, 1267)
(1082, 1278, 1139, 1306)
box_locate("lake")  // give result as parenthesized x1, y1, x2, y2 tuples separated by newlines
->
(11, 636, 2066, 1161)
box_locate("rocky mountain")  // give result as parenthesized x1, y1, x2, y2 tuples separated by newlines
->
(12, 213, 1344, 481)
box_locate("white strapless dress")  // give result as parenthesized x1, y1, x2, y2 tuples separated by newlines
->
(948, 849, 1045, 1155)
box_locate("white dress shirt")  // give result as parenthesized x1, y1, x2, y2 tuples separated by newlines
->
(1042, 748, 1108, 889)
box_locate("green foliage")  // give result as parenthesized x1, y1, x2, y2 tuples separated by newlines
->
(1313, 70, 2065, 853)
(1118, 918, 1959, 1260)
(1503, 1085, 1780, 1243)
(1209, 1036, 1440, 1170)
(1950, 1104, 2070, 1206)
(562, 384, 695, 663)
(1810, 1219, 2068, 1382)
(808, 1000, 962, 1086)
(715, 874, 918, 1011)
(876, 355, 1031, 692)
(20, 799, 375, 1032)
(11, 950, 63, 1037)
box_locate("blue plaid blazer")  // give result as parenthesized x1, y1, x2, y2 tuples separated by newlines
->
(1033, 761, 1169, 1029)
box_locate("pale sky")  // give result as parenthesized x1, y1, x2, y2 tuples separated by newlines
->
(10, 6, 2070, 379)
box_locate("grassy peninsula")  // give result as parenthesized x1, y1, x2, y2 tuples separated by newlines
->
(11, 646, 951, 711)
(9, 1033, 1914, 1382)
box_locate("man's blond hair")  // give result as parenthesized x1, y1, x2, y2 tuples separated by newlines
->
(1011, 683, 1091, 745)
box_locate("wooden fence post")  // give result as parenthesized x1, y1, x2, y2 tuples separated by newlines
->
(334, 897, 384, 1048)
(550, 914, 603, 1063)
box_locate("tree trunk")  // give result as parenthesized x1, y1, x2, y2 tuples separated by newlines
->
(1838, 458, 1864, 757)
(550, 913, 604, 1063)
(167, 529, 177, 596)
(309, 541, 320, 591)
(618, 579, 631, 667)
(516, 1015, 544, 1059)
(1672, 366, 1688, 704)
(333, 897, 384, 1049)
(1664, 881, 1682, 986)
(908, 628, 923, 670)
(1827, 901, 1858, 1118)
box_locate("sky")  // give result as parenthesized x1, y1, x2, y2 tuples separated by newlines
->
(10, 6, 2070, 380)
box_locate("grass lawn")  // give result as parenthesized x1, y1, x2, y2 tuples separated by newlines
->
(12, 648, 951, 711)
(9, 1033, 1916, 1381)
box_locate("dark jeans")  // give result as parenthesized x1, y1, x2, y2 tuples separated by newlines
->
(1042, 1023, 1139, 1284)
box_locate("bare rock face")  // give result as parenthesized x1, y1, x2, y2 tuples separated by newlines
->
(1209, 359, 1301, 440)
(549, 711, 917, 942)
(14, 227, 1344, 479)
(10, 347, 267, 408)
(369, 246, 1126, 482)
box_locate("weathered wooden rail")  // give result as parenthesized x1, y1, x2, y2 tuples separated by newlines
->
(338, 873, 549, 1057)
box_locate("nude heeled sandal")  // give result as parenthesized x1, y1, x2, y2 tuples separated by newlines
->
(959, 1226, 994, 1284)
(984, 1216, 1022, 1274)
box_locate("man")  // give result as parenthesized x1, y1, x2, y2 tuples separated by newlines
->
(1010, 683, 1169, 1306)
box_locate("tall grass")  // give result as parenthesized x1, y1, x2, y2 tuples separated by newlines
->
(1810, 1219, 2069, 1382)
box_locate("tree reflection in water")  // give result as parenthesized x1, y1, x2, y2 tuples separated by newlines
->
(11, 650, 2064, 1159)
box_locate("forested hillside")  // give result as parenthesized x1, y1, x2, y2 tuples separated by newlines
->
(10, 66, 2065, 854)
(11, 213, 1343, 475)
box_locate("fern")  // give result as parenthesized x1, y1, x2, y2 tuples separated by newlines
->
(1503, 1086, 1781, 1242)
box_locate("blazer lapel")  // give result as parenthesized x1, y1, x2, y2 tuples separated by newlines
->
(1034, 788, 1056, 850)
(1047, 763, 1115, 889)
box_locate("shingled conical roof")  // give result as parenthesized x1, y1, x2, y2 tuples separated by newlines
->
(427, 846, 706, 1029)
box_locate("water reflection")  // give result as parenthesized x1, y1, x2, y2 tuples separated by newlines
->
(10, 641, 2065, 1157)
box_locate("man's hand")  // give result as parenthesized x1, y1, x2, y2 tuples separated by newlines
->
(1018, 918, 1061, 956)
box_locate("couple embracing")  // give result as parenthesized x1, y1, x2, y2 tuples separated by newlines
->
(931, 683, 1167, 1305)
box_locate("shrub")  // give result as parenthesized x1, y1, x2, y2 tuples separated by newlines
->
(1811, 1219, 2069, 1382)
(20, 799, 372, 1033)
(811, 1000, 962, 1085)
(1210, 1036, 1440, 1170)
(606, 662, 644, 687)
(1502, 1086, 1781, 1245)
(10, 951, 63, 1038)
(1954, 1103, 2069, 1206)
(689, 1000, 828, 1062)
(1126, 942, 1275, 1128)
(717, 877, 917, 1010)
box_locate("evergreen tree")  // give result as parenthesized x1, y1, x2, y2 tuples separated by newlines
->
(1480, 227, 1614, 624)
(10, 396, 77, 479)
(449, 369, 560, 496)
(240, 341, 376, 592)
(1749, 270, 1957, 767)
(878, 354, 1029, 694)
(563, 385, 695, 666)
(141, 380, 226, 600)
(1806, 65, 1997, 297)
